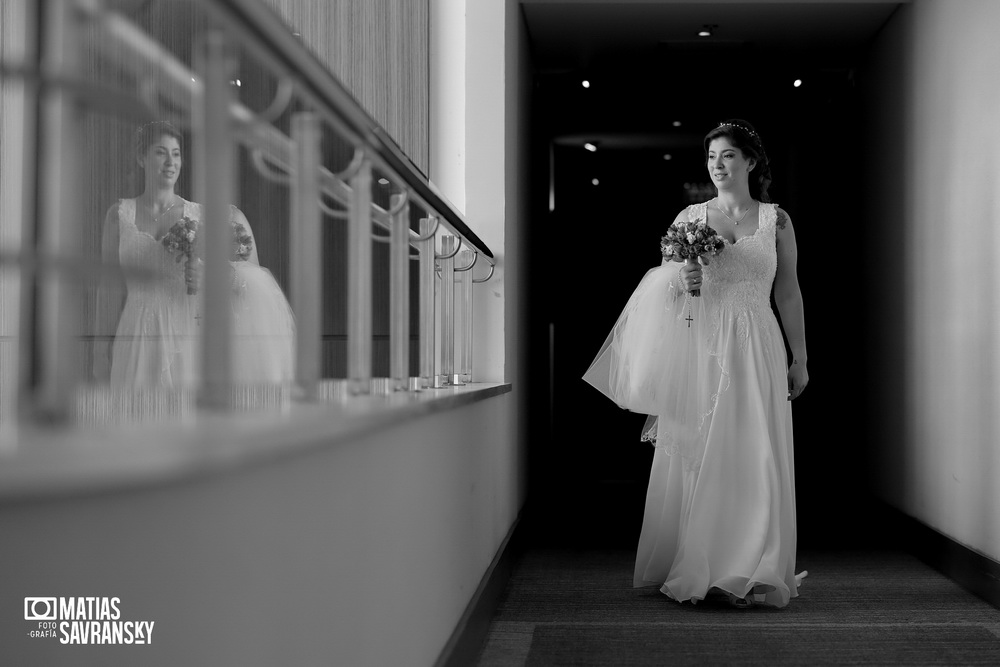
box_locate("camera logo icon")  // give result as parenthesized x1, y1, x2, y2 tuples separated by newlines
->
(24, 597, 57, 621)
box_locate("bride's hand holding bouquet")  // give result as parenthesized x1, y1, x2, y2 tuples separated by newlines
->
(660, 220, 725, 297)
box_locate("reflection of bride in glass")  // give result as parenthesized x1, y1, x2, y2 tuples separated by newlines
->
(97, 121, 294, 388)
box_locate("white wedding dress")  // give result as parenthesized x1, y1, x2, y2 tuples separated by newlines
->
(584, 201, 798, 607)
(110, 198, 295, 389)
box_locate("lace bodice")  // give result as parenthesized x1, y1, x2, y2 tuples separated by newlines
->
(687, 201, 778, 313)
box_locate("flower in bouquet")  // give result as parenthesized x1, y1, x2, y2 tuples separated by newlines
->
(161, 215, 201, 295)
(660, 219, 725, 297)
(231, 221, 254, 262)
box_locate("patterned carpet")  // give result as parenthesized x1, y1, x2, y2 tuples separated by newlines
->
(475, 549, 1000, 666)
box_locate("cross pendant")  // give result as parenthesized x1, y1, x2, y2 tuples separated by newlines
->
(685, 311, 694, 328)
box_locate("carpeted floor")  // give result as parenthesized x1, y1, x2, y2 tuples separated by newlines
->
(475, 549, 1000, 666)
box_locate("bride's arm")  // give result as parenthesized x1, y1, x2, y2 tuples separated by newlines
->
(773, 207, 809, 399)
(94, 203, 126, 380)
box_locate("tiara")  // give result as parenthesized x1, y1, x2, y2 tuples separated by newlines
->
(717, 122, 759, 139)
(133, 120, 175, 137)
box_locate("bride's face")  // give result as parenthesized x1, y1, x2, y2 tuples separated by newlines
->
(707, 137, 755, 190)
(139, 134, 182, 188)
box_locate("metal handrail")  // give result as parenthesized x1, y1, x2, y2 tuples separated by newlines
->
(79, 0, 481, 259)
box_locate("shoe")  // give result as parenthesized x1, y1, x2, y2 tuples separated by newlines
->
(725, 592, 753, 608)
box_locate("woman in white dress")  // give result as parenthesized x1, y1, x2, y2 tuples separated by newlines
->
(585, 119, 808, 608)
(97, 121, 294, 390)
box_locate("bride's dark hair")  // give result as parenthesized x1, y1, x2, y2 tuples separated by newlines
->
(703, 119, 772, 203)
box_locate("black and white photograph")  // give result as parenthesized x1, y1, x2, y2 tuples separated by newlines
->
(1, 1, 999, 665)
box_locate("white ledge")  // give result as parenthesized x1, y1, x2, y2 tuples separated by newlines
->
(0, 382, 511, 501)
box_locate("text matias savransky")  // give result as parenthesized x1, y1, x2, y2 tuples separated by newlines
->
(24, 596, 155, 645)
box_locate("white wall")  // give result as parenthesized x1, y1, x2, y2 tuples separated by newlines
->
(429, 0, 466, 214)
(866, 0, 1000, 560)
(464, 0, 510, 385)
(430, 0, 510, 385)
(427, 0, 530, 498)
(1, 394, 521, 666)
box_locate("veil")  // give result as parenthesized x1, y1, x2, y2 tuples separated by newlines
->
(231, 261, 296, 384)
(582, 260, 729, 467)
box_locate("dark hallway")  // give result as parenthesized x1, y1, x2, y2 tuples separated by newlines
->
(525, 0, 885, 558)
(470, 1, 1000, 665)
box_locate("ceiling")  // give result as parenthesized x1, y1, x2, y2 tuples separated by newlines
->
(521, 1, 904, 148)
(522, 1, 904, 73)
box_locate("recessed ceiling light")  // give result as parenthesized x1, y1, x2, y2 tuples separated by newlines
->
(663, 154, 672, 160)
(592, 178, 600, 186)
(378, 177, 390, 185)
(793, 79, 803, 87)
(584, 142, 597, 152)
(582, 80, 591, 88)
(698, 25, 715, 37)
(672, 121, 682, 127)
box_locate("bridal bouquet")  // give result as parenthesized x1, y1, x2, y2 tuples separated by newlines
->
(161, 215, 200, 295)
(162, 217, 256, 294)
(660, 220, 725, 297)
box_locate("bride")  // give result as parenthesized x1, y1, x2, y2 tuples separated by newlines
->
(97, 121, 295, 390)
(585, 119, 808, 608)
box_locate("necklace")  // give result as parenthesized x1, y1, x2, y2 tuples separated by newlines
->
(712, 199, 756, 225)
(145, 197, 181, 225)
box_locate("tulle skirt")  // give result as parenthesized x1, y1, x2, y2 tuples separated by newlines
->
(231, 262, 295, 384)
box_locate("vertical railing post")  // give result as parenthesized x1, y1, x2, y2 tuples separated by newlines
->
(290, 112, 321, 400)
(439, 235, 457, 386)
(347, 159, 372, 393)
(418, 217, 436, 389)
(194, 30, 235, 409)
(29, 0, 82, 423)
(456, 249, 474, 383)
(389, 193, 409, 390)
